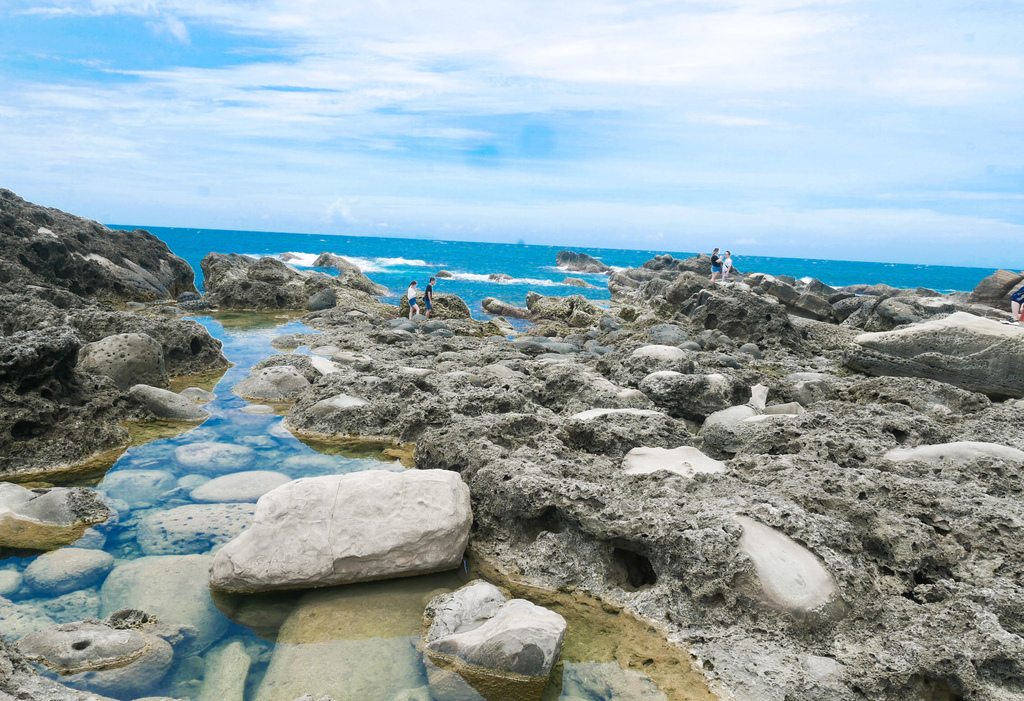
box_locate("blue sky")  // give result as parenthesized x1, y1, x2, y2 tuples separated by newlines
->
(1, 0, 1022, 267)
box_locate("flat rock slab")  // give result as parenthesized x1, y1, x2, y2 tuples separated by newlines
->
(884, 441, 1024, 463)
(844, 311, 1024, 398)
(569, 408, 666, 421)
(630, 345, 688, 361)
(622, 446, 726, 478)
(209, 470, 472, 593)
(736, 516, 843, 620)
(190, 471, 293, 503)
(137, 503, 256, 556)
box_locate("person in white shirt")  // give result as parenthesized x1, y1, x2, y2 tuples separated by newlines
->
(407, 281, 419, 320)
(722, 251, 733, 282)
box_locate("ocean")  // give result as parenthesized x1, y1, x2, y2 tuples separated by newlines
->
(127, 226, 997, 314)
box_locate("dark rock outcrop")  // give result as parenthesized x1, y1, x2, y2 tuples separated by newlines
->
(398, 292, 472, 320)
(311, 252, 388, 296)
(0, 189, 195, 302)
(968, 269, 1024, 308)
(481, 297, 534, 321)
(556, 250, 612, 274)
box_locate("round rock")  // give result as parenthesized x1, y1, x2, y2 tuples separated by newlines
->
(78, 333, 167, 390)
(232, 366, 310, 401)
(129, 384, 211, 421)
(23, 548, 115, 596)
(190, 471, 292, 503)
(174, 442, 257, 473)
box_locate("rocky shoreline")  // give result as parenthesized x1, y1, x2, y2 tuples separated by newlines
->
(3, 190, 1024, 700)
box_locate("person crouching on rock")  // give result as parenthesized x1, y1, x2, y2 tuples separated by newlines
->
(1011, 286, 1024, 322)
(407, 281, 419, 320)
(710, 248, 722, 282)
(424, 277, 435, 318)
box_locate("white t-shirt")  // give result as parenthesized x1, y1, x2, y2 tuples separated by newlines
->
(723, 256, 733, 272)
(407, 286, 418, 301)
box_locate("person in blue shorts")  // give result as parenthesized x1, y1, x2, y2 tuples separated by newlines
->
(1011, 286, 1024, 322)
(424, 277, 436, 318)
(710, 248, 722, 282)
(407, 281, 419, 320)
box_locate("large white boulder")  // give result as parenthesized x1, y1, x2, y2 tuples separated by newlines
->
(209, 470, 473, 593)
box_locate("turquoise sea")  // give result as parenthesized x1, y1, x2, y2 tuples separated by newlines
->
(127, 226, 996, 312)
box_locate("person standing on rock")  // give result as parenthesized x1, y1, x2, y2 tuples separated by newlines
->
(722, 251, 734, 282)
(710, 248, 723, 282)
(407, 281, 419, 320)
(424, 277, 436, 318)
(1011, 286, 1024, 322)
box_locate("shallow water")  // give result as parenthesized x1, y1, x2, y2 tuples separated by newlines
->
(1, 312, 714, 701)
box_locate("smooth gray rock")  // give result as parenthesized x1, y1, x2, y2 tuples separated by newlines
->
(190, 471, 293, 503)
(232, 366, 310, 401)
(23, 548, 114, 596)
(179, 387, 216, 404)
(129, 384, 211, 421)
(209, 470, 472, 593)
(78, 332, 167, 390)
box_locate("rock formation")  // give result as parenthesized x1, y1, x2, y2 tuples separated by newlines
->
(556, 250, 612, 274)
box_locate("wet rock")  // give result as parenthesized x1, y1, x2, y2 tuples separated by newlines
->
(422, 581, 567, 701)
(560, 662, 668, 700)
(77, 332, 167, 390)
(137, 503, 256, 556)
(29, 590, 102, 625)
(129, 384, 211, 421)
(233, 366, 310, 401)
(18, 619, 173, 696)
(844, 311, 1024, 398)
(621, 446, 726, 478)
(209, 470, 472, 593)
(100, 554, 226, 652)
(0, 483, 110, 551)
(489, 273, 513, 281)
(23, 548, 114, 597)
(174, 442, 257, 474)
(556, 250, 612, 274)
(197, 640, 250, 701)
(98, 470, 177, 508)
(179, 387, 216, 404)
(0, 597, 57, 639)
(190, 471, 292, 503)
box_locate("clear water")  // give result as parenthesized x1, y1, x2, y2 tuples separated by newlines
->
(1, 313, 713, 701)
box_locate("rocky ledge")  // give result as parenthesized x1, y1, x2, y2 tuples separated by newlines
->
(0, 191, 229, 478)
(214, 254, 1024, 700)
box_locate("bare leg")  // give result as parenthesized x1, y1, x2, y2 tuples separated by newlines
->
(711, 272, 719, 282)
(1013, 300, 1022, 320)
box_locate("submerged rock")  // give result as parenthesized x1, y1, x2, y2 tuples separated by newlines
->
(209, 470, 472, 593)
(421, 580, 567, 701)
(23, 548, 114, 596)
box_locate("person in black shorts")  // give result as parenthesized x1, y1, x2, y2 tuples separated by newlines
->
(1011, 286, 1024, 322)
(424, 277, 436, 318)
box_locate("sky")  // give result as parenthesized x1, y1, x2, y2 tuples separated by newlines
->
(1, 0, 1023, 268)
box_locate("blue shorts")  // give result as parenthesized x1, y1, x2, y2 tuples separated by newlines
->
(409, 297, 417, 306)
(425, 299, 432, 310)
(1011, 288, 1024, 303)
(711, 265, 722, 272)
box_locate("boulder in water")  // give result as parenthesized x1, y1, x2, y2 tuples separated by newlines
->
(129, 384, 211, 421)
